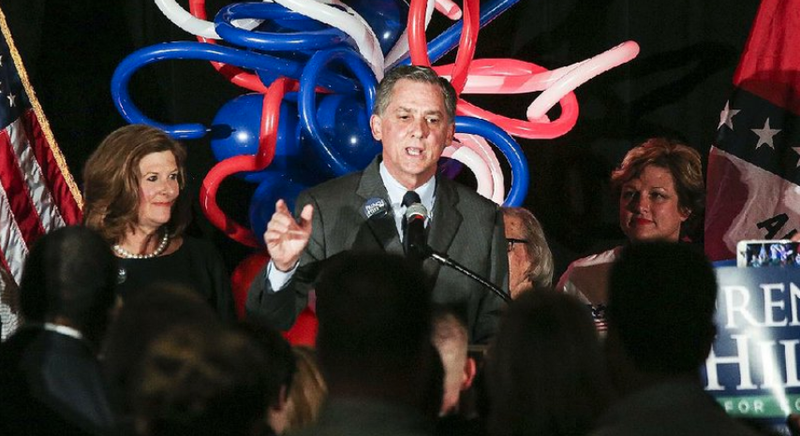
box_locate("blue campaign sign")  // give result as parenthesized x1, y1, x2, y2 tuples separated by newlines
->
(704, 266, 800, 428)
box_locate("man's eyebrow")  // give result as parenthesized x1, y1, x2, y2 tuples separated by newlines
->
(391, 106, 444, 115)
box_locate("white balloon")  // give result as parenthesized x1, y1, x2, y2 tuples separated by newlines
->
(154, 0, 219, 38)
(443, 133, 505, 205)
(442, 66, 564, 94)
(526, 41, 639, 119)
(153, 0, 268, 40)
(385, 0, 436, 68)
(435, 0, 463, 20)
(275, 0, 384, 79)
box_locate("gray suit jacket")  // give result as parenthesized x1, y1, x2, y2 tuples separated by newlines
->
(246, 157, 509, 344)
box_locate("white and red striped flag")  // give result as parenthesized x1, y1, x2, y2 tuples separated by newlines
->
(705, 0, 800, 261)
(0, 6, 82, 339)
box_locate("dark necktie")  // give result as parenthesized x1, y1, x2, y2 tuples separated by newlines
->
(402, 190, 421, 208)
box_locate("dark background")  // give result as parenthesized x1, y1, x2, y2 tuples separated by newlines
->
(2, 0, 762, 277)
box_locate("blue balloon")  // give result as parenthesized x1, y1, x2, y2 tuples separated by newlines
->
(345, 0, 408, 55)
(454, 116, 529, 207)
(111, 42, 360, 139)
(215, 3, 350, 52)
(315, 93, 380, 170)
(299, 48, 378, 177)
(248, 171, 312, 243)
(210, 93, 301, 183)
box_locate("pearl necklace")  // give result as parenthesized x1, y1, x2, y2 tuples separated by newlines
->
(113, 232, 170, 259)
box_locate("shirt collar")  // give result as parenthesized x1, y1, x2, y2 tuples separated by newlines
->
(379, 162, 436, 214)
(43, 322, 84, 341)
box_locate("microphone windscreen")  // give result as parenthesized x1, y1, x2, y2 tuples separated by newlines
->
(405, 203, 428, 220)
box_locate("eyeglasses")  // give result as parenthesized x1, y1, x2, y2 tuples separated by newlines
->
(506, 238, 528, 252)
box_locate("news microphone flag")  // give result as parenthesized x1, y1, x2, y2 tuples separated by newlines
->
(0, 6, 83, 338)
(704, 0, 800, 262)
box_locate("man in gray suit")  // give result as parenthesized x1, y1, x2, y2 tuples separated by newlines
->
(246, 65, 509, 344)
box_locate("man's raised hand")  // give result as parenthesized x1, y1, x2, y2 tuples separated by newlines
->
(264, 199, 313, 272)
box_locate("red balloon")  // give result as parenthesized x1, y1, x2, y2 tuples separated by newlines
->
(230, 251, 319, 345)
(283, 306, 318, 347)
(230, 251, 270, 319)
(200, 77, 292, 247)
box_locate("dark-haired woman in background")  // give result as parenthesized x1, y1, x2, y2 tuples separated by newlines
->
(82, 124, 234, 321)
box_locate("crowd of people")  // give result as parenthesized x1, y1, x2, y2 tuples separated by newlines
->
(0, 64, 794, 435)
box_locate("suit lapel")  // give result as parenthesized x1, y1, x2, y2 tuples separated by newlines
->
(355, 158, 404, 256)
(426, 177, 462, 281)
(352, 159, 464, 271)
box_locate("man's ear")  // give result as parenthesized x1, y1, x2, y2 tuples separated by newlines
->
(370, 114, 382, 141)
(270, 384, 290, 413)
(461, 356, 477, 391)
(266, 385, 291, 435)
(446, 121, 455, 144)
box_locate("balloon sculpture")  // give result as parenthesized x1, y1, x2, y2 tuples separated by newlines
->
(111, 0, 639, 320)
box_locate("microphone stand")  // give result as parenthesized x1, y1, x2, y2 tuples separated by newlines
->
(413, 243, 511, 304)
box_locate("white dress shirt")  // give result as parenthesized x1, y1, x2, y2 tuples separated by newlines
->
(266, 162, 436, 291)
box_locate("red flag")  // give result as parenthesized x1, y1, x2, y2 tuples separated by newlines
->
(705, 0, 800, 261)
(0, 6, 83, 338)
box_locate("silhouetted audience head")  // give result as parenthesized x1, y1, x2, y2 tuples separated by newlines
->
(607, 242, 717, 375)
(19, 225, 117, 346)
(284, 346, 328, 433)
(502, 207, 554, 297)
(102, 283, 222, 419)
(236, 320, 297, 435)
(788, 414, 800, 436)
(487, 290, 612, 436)
(314, 251, 434, 408)
(132, 326, 273, 436)
(431, 305, 476, 416)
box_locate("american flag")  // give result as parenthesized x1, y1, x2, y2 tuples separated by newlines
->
(704, 0, 800, 262)
(0, 7, 82, 339)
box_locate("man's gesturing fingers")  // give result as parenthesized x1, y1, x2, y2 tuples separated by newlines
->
(264, 200, 314, 271)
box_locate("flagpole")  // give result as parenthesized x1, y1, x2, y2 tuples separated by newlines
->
(0, 6, 83, 209)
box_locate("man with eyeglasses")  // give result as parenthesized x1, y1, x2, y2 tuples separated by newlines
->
(502, 207, 554, 299)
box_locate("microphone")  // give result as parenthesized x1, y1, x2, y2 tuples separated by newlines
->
(403, 202, 510, 303)
(404, 202, 429, 258)
(361, 197, 390, 220)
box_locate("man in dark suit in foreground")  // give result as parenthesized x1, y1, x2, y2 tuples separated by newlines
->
(298, 252, 441, 436)
(246, 65, 509, 344)
(0, 226, 118, 435)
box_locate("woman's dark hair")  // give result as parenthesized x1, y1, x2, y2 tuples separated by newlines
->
(132, 326, 271, 436)
(102, 283, 221, 418)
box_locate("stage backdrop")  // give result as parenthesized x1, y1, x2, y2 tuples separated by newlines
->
(0, 0, 761, 273)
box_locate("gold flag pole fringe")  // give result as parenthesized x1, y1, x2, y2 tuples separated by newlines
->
(0, 6, 83, 209)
